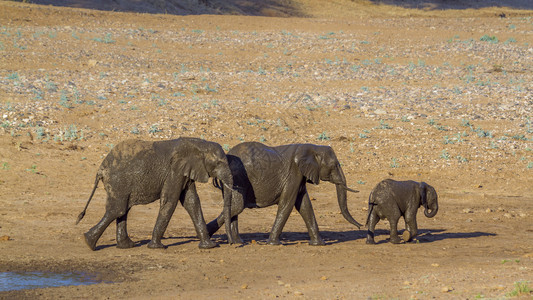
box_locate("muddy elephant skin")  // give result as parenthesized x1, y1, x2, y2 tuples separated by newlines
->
(207, 142, 362, 246)
(76, 137, 234, 250)
(366, 179, 438, 244)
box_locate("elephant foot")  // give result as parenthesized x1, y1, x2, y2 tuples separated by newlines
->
(83, 232, 97, 251)
(198, 239, 218, 249)
(309, 238, 325, 246)
(365, 238, 376, 245)
(116, 237, 135, 249)
(389, 237, 402, 244)
(228, 235, 243, 245)
(267, 238, 282, 246)
(147, 240, 167, 249)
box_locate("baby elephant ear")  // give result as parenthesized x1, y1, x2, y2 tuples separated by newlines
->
(419, 182, 428, 206)
(296, 148, 320, 185)
(172, 151, 210, 183)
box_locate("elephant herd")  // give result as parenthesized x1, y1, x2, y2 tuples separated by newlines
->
(76, 137, 438, 250)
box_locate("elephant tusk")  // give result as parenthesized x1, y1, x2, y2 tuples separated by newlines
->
(343, 185, 359, 193)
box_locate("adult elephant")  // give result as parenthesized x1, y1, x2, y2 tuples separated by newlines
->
(207, 142, 362, 246)
(76, 137, 234, 250)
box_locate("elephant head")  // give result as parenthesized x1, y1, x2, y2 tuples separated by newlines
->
(420, 182, 438, 218)
(295, 145, 362, 229)
(172, 138, 234, 242)
(172, 138, 233, 187)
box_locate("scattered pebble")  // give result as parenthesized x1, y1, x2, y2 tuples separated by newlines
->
(463, 208, 474, 213)
(441, 286, 453, 292)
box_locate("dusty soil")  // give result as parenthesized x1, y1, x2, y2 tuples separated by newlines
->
(1, 1, 532, 298)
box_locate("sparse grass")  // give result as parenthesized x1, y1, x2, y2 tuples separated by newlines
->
(507, 281, 531, 297)
(440, 150, 450, 160)
(317, 131, 330, 141)
(149, 124, 161, 134)
(93, 33, 115, 44)
(480, 34, 498, 44)
(377, 120, 392, 130)
(390, 158, 399, 168)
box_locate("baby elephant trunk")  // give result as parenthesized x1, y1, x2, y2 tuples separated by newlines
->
(424, 204, 438, 218)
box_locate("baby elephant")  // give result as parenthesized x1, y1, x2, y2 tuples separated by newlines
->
(366, 179, 438, 244)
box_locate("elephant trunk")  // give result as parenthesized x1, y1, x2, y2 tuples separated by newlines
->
(424, 202, 438, 218)
(215, 168, 235, 244)
(336, 183, 362, 229)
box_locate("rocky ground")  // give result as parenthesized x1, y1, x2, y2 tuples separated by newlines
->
(0, 1, 532, 298)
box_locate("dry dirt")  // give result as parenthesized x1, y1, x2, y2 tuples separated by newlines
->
(1, 0, 532, 298)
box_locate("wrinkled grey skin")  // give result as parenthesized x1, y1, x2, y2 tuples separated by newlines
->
(76, 137, 234, 250)
(207, 142, 362, 246)
(366, 179, 438, 244)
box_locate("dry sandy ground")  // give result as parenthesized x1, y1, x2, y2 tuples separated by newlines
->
(0, 1, 532, 298)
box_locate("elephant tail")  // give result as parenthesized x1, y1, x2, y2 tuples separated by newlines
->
(76, 172, 102, 225)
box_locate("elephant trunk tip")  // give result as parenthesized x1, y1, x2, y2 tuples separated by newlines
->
(424, 207, 438, 218)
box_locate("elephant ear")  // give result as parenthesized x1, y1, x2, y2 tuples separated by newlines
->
(171, 143, 210, 183)
(295, 147, 320, 185)
(419, 182, 428, 207)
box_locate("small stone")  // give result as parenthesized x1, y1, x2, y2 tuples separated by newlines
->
(503, 213, 513, 218)
(88, 59, 97, 67)
(251, 240, 257, 244)
(277, 280, 284, 286)
(320, 276, 328, 281)
(0, 235, 10, 241)
(431, 263, 440, 267)
(441, 286, 453, 292)
(284, 283, 291, 288)
(294, 291, 303, 296)
(463, 208, 474, 213)
(374, 109, 387, 115)
(486, 208, 493, 213)
(241, 284, 248, 289)
(402, 230, 411, 241)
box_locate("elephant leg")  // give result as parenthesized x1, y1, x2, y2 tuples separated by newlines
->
(207, 191, 244, 240)
(388, 214, 402, 244)
(116, 209, 135, 249)
(404, 214, 418, 242)
(268, 188, 298, 245)
(84, 195, 128, 251)
(148, 191, 180, 249)
(229, 215, 243, 244)
(295, 191, 324, 246)
(366, 206, 380, 244)
(180, 183, 217, 249)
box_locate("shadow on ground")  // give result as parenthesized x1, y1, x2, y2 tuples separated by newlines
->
(27, 0, 306, 17)
(369, 0, 533, 10)
(90, 229, 497, 250)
